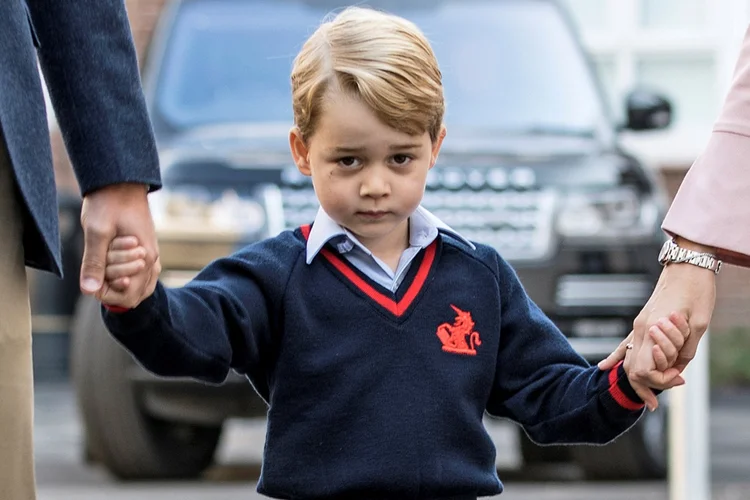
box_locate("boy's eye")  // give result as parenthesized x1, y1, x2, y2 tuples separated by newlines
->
(392, 154, 413, 166)
(337, 157, 362, 168)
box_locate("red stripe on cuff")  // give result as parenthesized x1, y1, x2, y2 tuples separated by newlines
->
(608, 361, 645, 411)
(104, 305, 129, 313)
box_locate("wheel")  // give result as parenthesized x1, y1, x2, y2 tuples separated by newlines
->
(69, 295, 223, 480)
(81, 434, 101, 465)
(519, 429, 572, 465)
(571, 394, 669, 480)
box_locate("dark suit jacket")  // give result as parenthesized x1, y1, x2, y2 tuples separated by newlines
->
(0, 0, 162, 277)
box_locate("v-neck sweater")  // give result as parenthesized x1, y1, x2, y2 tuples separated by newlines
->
(102, 226, 645, 500)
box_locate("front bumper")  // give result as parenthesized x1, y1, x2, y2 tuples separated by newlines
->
(514, 241, 662, 362)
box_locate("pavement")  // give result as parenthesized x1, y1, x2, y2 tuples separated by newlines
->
(33, 383, 750, 500)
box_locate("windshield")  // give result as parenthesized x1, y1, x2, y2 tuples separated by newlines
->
(153, 0, 607, 136)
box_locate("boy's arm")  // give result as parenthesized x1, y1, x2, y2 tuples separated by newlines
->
(486, 255, 645, 446)
(102, 253, 280, 387)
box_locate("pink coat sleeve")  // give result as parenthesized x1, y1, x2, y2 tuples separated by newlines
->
(662, 26, 750, 267)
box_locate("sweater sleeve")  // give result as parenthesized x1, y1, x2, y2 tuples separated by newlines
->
(486, 254, 645, 446)
(101, 238, 301, 389)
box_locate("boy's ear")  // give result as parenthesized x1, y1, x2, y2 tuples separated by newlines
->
(430, 125, 447, 169)
(289, 127, 312, 176)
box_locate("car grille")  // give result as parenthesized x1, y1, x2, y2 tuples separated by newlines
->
(277, 165, 557, 262)
(555, 274, 653, 308)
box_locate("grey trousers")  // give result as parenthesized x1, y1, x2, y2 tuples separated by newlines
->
(0, 135, 37, 499)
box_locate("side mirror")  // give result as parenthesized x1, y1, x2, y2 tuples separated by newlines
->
(623, 89, 672, 131)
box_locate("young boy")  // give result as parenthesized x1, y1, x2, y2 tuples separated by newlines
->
(101, 6, 687, 499)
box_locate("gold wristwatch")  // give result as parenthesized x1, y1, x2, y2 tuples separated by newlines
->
(658, 238, 722, 274)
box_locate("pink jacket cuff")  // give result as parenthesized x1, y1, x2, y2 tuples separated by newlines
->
(662, 131, 750, 267)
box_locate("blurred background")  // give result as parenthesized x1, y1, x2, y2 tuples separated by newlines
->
(32, 0, 750, 499)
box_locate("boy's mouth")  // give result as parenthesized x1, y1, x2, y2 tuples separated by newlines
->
(356, 210, 390, 220)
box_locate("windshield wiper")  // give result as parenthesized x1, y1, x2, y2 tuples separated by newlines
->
(507, 126, 596, 138)
(451, 125, 597, 139)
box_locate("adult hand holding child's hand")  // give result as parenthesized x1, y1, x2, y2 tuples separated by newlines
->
(598, 311, 690, 410)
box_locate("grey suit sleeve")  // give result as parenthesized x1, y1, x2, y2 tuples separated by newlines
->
(25, 0, 162, 195)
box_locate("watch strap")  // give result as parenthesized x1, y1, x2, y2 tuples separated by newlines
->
(661, 240, 722, 274)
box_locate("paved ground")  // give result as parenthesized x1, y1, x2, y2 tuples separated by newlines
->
(33, 383, 750, 500)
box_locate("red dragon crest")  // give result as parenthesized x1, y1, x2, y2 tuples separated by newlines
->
(436, 304, 481, 356)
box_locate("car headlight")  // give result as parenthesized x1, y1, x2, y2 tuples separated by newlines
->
(556, 187, 658, 239)
(149, 187, 266, 237)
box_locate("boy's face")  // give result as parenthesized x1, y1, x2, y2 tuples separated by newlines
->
(290, 91, 445, 250)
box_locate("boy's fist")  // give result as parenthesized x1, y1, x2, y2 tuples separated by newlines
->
(101, 236, 147, 299)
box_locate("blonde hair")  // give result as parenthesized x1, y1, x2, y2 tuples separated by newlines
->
(291, 6, 444, 142)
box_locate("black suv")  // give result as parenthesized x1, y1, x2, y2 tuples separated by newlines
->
(70, 0, 673, 481)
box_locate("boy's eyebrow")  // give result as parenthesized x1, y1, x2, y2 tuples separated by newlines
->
(389, 143, 423, 150)
(330, 146, 367, 154)
(328, 143, 422, 154)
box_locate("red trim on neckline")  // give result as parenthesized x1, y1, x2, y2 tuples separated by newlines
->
(299, 224, 436, 317)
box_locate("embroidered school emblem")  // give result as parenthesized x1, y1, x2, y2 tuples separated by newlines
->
(436, 305, 482, 356)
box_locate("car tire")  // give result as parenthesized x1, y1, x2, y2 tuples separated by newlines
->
(571, 395, 669, 480)
(70, 295, 223, 480)
(518, 429, 572, 465)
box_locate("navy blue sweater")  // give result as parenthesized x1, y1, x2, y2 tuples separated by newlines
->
(103, 226, 645, 499)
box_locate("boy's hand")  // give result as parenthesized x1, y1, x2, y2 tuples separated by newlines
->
(643, 317, 687, 390)
(101, 236, 148, 305)
(649, 314, 689, 373)
(599, 312, 689, 410)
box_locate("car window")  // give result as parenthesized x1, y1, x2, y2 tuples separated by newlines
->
(154, 0, 606, 135)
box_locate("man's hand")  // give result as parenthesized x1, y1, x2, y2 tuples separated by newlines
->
(623, 239, 716, 406)
(79, 183, 160, 308)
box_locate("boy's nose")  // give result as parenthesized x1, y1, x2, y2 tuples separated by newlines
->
(360, 171, 391, 198)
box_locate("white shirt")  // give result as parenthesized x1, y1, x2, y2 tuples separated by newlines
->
(305, 206, 475, 292)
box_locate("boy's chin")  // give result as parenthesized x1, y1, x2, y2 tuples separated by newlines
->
(347, 221, 408, 243)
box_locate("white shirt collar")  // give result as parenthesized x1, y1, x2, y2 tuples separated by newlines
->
(305, 206, 475, 264)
